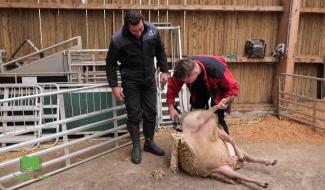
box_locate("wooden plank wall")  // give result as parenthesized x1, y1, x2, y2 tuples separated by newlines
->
(0, 0, 324, 104)
(294, 0, 325, 98)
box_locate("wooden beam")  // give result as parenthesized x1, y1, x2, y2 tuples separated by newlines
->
(300, 8, 325, 14)
(295, 56, 324, 63)
(225, 56, 276, 63)
(0, 3, 284, 12)
(286, 0, 300, 76)
(283, 0, 300, 108)
(272, 0, 301, 106)
(272, 0, 291, 106)
(232, 103, 275, 112)
(224, 56, 323, 64)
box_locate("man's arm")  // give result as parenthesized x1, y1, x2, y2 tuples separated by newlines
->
(155, 29, 169, 88)
(221, 67, 239, 98)
(106, 41, 124, 100)
(209, 59, 238, 103)
(106, 41, 120, 87)
(167, 77, 184, 120)
(214, 67, 239, 109)
(155, 30, 168, 73)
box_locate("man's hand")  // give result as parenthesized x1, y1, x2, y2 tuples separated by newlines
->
(217, 97, 234, 109)
(160, 72, 169, 88)
(168, 105, 179, 121)
(111, 87, 125, 101)
(216, 98, 229, 109)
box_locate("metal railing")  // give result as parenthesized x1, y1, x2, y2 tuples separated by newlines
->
(67, 49, 108, 83)
(156, 69, 189, 127)
(0, 83, 128, 190)
(0, 84, 43, 147)
(0, 25, 184, 189)
(0, 36, 82, 73)
(278, 73, 325, 129)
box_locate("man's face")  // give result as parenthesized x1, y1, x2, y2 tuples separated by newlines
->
(128, 21, 144, 39)
(183, 70, 199, 84)
(182, 64, 200, 84)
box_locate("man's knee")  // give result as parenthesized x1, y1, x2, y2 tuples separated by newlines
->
(127, 113, 142, 126)
(143, 113, 157, 123)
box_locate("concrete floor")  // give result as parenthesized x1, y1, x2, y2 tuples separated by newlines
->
(20, 134, 325, 190)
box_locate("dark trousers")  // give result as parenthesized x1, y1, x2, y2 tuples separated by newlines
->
(190, 90, 230, 134)
(122, 78, 157, 139)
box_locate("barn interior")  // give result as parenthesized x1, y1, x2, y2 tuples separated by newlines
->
(0, 0, 325, 189)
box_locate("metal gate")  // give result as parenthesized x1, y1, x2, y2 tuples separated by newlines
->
(0, 25, 184, 189)
(278, 73, 325, 129)
(0, 84, 128, 190)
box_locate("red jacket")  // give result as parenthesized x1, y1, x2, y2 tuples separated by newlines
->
(167, 55, 239, 106)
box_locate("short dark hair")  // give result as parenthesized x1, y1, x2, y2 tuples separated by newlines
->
(173, 59, 196, 80)
(124, 10, 144, 26)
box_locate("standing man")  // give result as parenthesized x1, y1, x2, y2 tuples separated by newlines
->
(167, 55, 239, 134)
(106, 10, 169, 164)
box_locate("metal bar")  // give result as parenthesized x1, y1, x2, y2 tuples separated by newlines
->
(0, 114, 127, 153)
(0, 71, 77, 76)
(0, 105, 125, 139)
(279, 105, 314, 118)
(0, 84, 108, 104)
(59, 93, 70, 166)
(280, 91, 324, 103)
(0, 132, 130, 183)
(178, 27, 183, 59)
(0, 125, 126, 169)
(2, 36, 81, 67)
(279, 105, 325, 123)
(277, 73, 281, 116)
(68, 49, 108, 53)
(280, 112, 324, 129)
(278, 97, 324, 111)
(5, 140, 132, 190)
(281, 73, 325, 81)
(37, 0, 43, 49)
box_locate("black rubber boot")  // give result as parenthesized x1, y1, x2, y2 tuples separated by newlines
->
(143, 138, 165, 156)
(127, 125, 141, 164)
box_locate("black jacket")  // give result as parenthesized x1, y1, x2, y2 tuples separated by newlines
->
(106, 22, 168, 87)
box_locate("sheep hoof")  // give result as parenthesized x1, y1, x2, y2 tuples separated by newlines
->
(271, 160, 277, 166)
(262, 182, 268, 188)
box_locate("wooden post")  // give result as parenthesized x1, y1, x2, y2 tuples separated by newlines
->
(285, 0, 300, 91)
(112, 0, 116, 33)
(323, 58, 325, 98)
(183, 0, 186, 55)
(272, 0, 301, 105)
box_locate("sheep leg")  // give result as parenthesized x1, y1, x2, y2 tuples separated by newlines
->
(214, 165, 268, 188)
(218, 129, 244, 161)
(240, 149, 277, 166)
